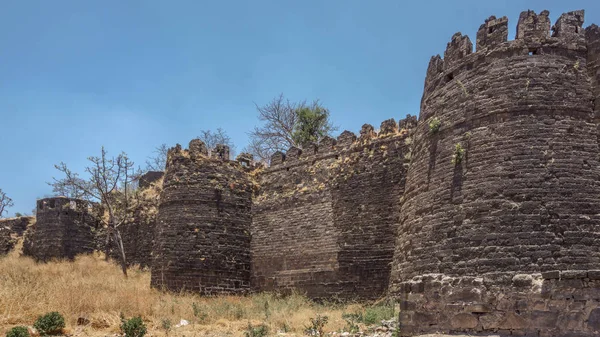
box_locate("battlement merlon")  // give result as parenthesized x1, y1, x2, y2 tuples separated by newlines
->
(476, 15, 508, 51)
(443, 33, 473, 71)
(516, 10, 551, 41)
(552, 10, 585, 39)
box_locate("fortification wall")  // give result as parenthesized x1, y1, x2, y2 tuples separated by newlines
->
(252, 117, 415, 299)
(0, 216, 35, 255)
(23, 197, 97, 261)
(391, 10, 600, 336)
(138, 171, 164, 190)
(110, 178, 162, 268)
(115, 203, 157, 268)
(151, 141, 254, 294)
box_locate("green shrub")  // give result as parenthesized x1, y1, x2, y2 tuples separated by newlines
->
(429, 118, 441, 133)
(6, 326, 29, 337)
(191, 302, 208, 323)
(304, 314, 328, 336)
(362, 304, 395, 325)
(33, 312, 65, 335)
(451, 143, 465, 165)
(160, 319, 171, 336)
(341, 312, 361, 333)
(120, 316, 147, 337)
(243, 323, 268, 337)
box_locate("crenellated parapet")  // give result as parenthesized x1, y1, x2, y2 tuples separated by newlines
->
(252, 116, 415, 299)
(422, 10, 590, 121)
(267, 116, 417, 169)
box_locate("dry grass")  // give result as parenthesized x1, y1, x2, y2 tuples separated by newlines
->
(0, 250, 369, 336)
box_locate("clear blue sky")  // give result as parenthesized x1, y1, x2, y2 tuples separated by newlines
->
(1, 0, 598, 215)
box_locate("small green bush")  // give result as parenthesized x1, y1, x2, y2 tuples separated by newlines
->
(33, 312, 65, 335)
(452, 143, 465, 165)
(120, 316, 147, 337)
(304, 314, 328, 336)
(6, 326, 29, 337)
(160, 319, 171, 336)
(429, 118, 441, 133)
(362, 304, 395, 325)
(243, 323, 268, 337)
(341, 312, 361, 333)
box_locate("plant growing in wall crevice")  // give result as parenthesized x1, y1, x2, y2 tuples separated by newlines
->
(428, 118, 441, 134)
(451, 143, 465, 165)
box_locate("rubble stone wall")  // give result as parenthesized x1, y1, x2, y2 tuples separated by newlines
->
(397, 271, 600, 336)
(391, 9, 600, 336)
(0, 216, 34, 255)
(252, 117, 415, 299)
(23, 197, 97, 261)
(150, 141, 253, 294)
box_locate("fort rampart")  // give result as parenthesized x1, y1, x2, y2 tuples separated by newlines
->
(2, 8, 599, 337)
(391, 10, 600, 336)
(23, 197, 97, 261)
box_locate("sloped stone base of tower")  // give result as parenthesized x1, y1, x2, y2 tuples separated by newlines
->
(396, 271, 600, 337)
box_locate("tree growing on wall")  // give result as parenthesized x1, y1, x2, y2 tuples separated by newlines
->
(246, 94, 337, 162)
(49, 147, 137, 277)
(0, 189, 14, 218)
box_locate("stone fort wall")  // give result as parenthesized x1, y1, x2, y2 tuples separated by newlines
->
(391, 10, 600, 336)
(252, 117, 415, 300)
(150, 141, 254, 294)
(4, 7, 599, 336)
(23, 197, 98, 261)
(0, 216, 34, 255)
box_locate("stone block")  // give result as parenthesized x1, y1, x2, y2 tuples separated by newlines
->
(542, 270, 560, 279)
(587, 270, 600, 280)
(465, 303, 492, 313)
(450, 313, 479, 329)
(588, 308, 600, 330)
(562, 270, 588, 279)
(480, 312, 504, 330)
(447, 287, 482, 302)
(530, 310, 559, 328)
(498, 312, 528, 330)
(513, 274, 534, 287)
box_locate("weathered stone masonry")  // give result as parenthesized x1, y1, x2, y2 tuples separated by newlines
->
(150, 116, 416, 299)
(391, 10, 600, 336)
(151, 141, 254, 294)
(130, 8, 600, 336)
(252, 118, 415, 300)
(0, 216, 34, 255)
(23, 197, 97, 261)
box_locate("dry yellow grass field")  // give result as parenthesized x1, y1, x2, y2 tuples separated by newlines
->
(0, 245, 386, 337)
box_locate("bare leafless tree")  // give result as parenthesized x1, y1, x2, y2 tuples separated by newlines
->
(0, 189, 14, 218)
(49, 147, 136, 277)
(246, 93, 337, 162)
(47, 176, 89, 200)
(145, 143, 169, 172)
(198, 128, 236, 158)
